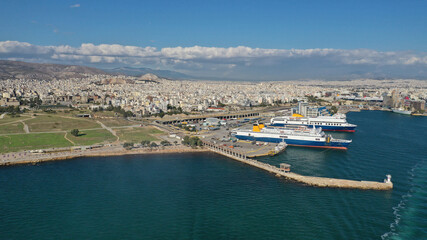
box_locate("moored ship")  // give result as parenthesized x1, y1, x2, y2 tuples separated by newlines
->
(232, 124, 352, 149)
(391, 108, 412, 115)
(270, 114, 357, 132)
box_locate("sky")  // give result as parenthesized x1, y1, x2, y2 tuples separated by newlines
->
(0, 0, 426, 80)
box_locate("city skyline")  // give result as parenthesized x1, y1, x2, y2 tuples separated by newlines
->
(1, 1, 426, 80)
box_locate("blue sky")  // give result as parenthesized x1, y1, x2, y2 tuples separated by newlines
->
(0, 0, 426, 80)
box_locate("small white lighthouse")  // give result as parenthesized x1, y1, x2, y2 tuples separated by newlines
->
(384, 174, 392, 183)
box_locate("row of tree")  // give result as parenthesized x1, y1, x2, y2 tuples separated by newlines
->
(19, 97, 42, 108)
(91, 105, 135, 118)
(123, 140, 176, 149)
(182, 136, 203, 148)
(0, 106, 22, 114)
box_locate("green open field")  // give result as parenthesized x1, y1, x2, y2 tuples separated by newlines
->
(25, 114, 100, 132)
(0, 111, 168, 152)
(93, 111, 118, 118)
(0, 133, 72, 153)
(0, 122, 25, 134)
(67, 129, 117, 146)
(116, 126, 164, 143)
(0, 115, 32, 125)
(97, 118, 135, 127)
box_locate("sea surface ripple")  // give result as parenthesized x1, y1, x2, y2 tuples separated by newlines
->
(0, 111, 426, 240)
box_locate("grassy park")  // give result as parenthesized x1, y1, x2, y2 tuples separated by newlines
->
(0, 133, 72, 153)
(97, 118, 136, 127)
(25, 114, 100, 132)
(0, 122, 25, 134)
(0, 111, 165, 153)
(67, 129, 117, 146)
(116, 126, 164, 143)
(0, 115, 31, 125)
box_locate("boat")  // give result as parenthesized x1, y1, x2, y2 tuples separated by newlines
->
(269, 141, 287, 156)
(232, 124, 352, 150)
(269, 114, 357, 132)
(391, 108, 412, 115)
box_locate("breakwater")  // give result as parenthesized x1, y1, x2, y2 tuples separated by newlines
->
(203, 141, 393, 190)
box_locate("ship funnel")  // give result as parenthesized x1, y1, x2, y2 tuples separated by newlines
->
(253, 124, 261, 132)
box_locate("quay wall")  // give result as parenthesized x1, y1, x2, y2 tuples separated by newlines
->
(203, 141, 393, 191)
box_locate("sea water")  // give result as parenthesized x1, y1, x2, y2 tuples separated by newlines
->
(1, 111, 425, 239)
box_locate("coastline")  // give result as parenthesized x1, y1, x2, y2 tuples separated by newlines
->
(0, 146, 210, 167)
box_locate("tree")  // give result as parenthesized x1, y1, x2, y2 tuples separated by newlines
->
(160, 140, 171, 146)
(189, 137, 199, 146)
(71, 129, 79, 137)
(123, 142, 134, 149)
(330, 106, 338, 114)
(307, 95, 317, 103)
(182, 136, 190, 145)
(150, 142, 158, 148)
(182, 136, 202, 148)
(141, 140, 151, 147)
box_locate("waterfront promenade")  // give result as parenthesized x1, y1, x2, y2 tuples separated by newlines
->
(0, 145, 209, 166)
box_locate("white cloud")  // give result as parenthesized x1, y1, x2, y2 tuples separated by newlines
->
(70, 4, 80, 8)
(0, 40, 426, 79)
(1, 40, 425, 65)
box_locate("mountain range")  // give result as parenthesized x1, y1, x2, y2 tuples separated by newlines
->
(103, 67, 193, 79)
(0, 60, 107, 80)
(0, 60, 194, 81)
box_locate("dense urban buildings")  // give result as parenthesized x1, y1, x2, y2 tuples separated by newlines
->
(1, 74, 425, 115)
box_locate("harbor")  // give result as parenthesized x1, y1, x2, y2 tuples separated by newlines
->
(1, 106, 423, 240)
(202, 140, 393, 190)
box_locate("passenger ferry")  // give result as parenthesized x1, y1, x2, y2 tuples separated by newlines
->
(270, 114, 357, 132)
(232, 124, 352, 149)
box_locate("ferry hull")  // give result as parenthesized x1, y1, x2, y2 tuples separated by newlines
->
(270, 123, 356, 132)
(234, 135, 350, 149)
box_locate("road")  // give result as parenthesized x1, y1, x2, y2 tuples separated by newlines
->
(96, 120, 120, 142)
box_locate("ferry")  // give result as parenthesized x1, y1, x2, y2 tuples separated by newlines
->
(232, 124, 352, 149)
(270, 114, 357, 132)
(391, 108, 412, 115)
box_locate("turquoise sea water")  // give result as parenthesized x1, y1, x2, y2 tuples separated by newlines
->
(1, 111, 426, 240)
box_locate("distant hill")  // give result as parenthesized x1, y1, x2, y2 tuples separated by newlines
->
(0, 60, 108, 80)
(104, 67, 194, 79)
(0, 60, 194, 81)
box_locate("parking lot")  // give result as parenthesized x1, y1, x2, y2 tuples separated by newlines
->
(169, 116, 285, 157)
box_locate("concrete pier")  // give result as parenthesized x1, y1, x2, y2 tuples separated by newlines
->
(202, 141, 393, 191)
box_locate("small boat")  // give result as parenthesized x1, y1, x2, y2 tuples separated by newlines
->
(391, 108, 412, 115)
(270, 141, 287, 156)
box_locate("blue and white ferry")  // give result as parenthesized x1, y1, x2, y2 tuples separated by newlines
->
(270, 114, 357, 132)
(232, 124, 352, 150)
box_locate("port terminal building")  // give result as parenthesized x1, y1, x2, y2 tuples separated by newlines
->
(292, 102, 331, 117)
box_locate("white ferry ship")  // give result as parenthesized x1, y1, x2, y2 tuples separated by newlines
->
(232, 124, 352, 149)
(270, 114, 357, 132)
